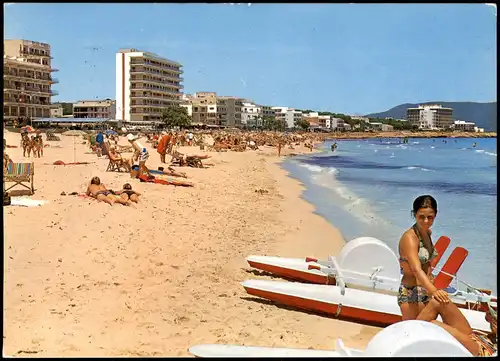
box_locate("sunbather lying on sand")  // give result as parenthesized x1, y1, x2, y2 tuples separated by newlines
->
(85, 176, 131, 206)
(115, 183, 140, 203)
(159, 166, 187, 178)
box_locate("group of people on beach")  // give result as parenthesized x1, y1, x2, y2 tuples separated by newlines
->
(85, 176, 140, 206)
(398, 195, 497, 356)
(21, 132, 44, 158)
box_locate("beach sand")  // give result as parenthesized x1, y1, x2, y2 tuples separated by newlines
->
(3, 131, 380, 357)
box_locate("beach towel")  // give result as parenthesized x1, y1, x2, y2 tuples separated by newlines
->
(50, 161, 93, 166)
(10, 197, 47, 207)
(138, 174, 193, 187)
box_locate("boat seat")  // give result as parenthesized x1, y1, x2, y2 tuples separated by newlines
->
(364, 320, 472, 357)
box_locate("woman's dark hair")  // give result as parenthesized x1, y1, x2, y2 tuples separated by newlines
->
(123, 183, 132, 190)
(412, 195, 438, 217)
(90, 176, 100, 185)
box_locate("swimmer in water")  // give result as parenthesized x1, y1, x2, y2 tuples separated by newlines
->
(472, 142, 477, 148)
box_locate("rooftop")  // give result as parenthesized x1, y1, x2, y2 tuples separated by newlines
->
(118, 48, 182, 67)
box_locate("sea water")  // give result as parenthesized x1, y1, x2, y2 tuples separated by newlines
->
(282, 137, 497, 293)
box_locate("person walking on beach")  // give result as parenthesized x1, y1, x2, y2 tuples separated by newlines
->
(157, 131, 170, 164)
(96, 131, 105, 155)
(397, 195, 450, 320)
(187, 131, 194, 146)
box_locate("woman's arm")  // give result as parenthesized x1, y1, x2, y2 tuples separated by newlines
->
(400, 233, 438, 295)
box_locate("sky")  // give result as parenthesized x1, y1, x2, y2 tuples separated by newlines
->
(4, 3, 497, 115)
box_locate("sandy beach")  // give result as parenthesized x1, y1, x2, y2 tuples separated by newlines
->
(3, 131, 380, 357)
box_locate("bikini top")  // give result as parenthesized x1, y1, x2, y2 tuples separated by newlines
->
(399, 224, 438, 265)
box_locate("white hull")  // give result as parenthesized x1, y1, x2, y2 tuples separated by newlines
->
(189, 344, 351, 357)
(247, 255, 401, 292)
(189, 320, 473, 357)
(242, 279, 491, 332)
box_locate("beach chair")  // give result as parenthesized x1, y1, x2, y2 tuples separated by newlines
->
(46, 130, 60, 141)
(4, 162, 35, 195)
(170, 151, 184, 167)
(106, 158, 128, 172)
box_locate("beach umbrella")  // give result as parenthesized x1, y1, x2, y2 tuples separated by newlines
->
(20, 125, 35, 133)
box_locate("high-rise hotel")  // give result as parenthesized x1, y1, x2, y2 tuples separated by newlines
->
(115, 48, 183, 126)
(3, 39, 58, 123)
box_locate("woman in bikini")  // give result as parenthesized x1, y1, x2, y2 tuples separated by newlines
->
(417, 293, 497, 356)
(115, 183, 140, 203)
(21, 132, 32, 157)
(398, 195, 451, 320)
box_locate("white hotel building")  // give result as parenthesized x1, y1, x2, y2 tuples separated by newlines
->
(115, 48, 183, 126)
(241, 102, 262, 127)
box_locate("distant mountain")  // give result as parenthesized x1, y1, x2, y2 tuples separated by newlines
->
(365, 102, 497, 132)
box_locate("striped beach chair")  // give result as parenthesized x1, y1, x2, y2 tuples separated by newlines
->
(4, 162, 35, 195)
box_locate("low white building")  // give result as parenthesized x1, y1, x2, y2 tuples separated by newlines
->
(241, 102, 262, 127)
(453, 120, 476, 132)
(50, 104, 64, 118)
(369, 122, 394, 131)
(351, 116, 370, 122)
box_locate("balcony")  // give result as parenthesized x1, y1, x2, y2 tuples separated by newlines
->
(4, 73, 53, 83)
(129, 86, 181, 96)
(129, 77, 182, 89)
(50, 90, 59, 96)
(4, 85, 53, 94)
(3, 98, 51, 106)
(130, 69, 184, 85)
(130, 93, 177, 101)
(129, 60, 183, 74)
(51, 67, 59, 72)
(130, 103, 169, 108)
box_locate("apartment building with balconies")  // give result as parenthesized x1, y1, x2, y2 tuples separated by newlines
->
(115, 48, 183, 125)
(331, 117, 346, 131)
(73, 99, 116, 119)
(241, 102, 262, 127)
(188, 92, 218, 125)
(260, 105, 275, 118)
(3, 39, 58, 123)
(407, 104, 453, 130)
(217, 96, 244, 127)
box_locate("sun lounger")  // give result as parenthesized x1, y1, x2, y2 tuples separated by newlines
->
(4, 162, 35, 195)
(45, 130, 60, 141)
